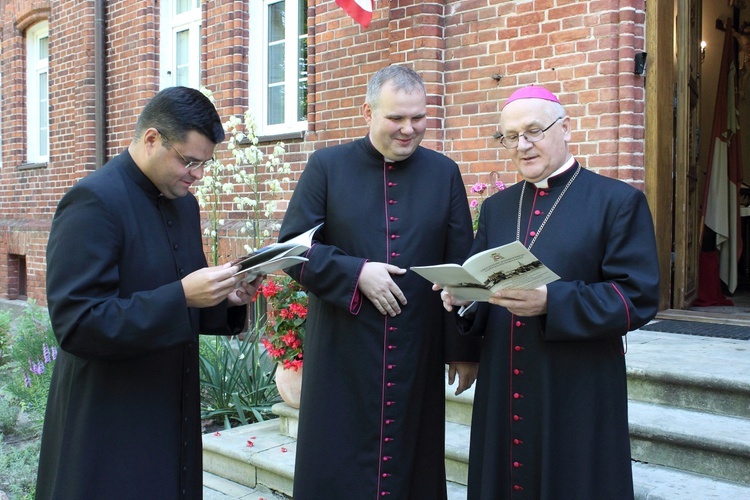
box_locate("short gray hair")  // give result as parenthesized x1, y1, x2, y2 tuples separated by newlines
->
(366, 65, 426, 109)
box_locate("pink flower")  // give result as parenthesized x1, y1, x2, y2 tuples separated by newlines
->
(470, 182, 487, 194)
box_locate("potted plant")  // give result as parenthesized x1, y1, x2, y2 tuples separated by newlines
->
(259, 275, 307, 408)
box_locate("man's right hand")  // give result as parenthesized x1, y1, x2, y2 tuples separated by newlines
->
(358, 262, 407, 316)
(181, 262, 242, 308)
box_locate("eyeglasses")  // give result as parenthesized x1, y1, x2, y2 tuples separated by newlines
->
(157, 129, 215, 171)
(498, 117, 563, 149)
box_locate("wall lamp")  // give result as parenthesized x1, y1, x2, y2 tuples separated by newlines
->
(700, 41, 707, 63)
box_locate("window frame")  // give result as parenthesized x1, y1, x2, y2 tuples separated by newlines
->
(249, 0, 308, 137)
(26, 21, 49, 164)
(159, 0, 202, 89)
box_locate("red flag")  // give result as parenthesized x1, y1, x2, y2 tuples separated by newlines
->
(702, 21, 744, 293)
(336, 0, 373, 28)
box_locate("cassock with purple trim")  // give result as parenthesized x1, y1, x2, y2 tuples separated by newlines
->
(461, 163, 659, 499)
(279, 136, 479, 499)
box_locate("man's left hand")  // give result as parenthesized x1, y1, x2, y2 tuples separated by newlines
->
(489, 285, 548, 317)
(448, 362, 479, 396)
(228, 275, 264, 306)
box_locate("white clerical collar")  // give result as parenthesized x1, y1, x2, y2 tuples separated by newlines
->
(532, 156, 576, 189)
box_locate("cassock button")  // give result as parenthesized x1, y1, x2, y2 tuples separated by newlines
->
(529, 231, 536, 237)
(513, 369, 522, 375)
(513, 415, 522, 421)
(515, 320, 523, 327)
(390, 216, 398, 221)
(391, 252, 397, 257)
(514, 345, 524, 351)
(389, 200, 396, 205)
(534, 210, 542, 216)
(514, 485, 523, 491)
(514, 461, 521, 468)
(513, 438, 522, 445)
(513, 392, 521, 399)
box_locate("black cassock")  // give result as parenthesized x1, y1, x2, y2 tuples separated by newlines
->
(36, 151, 246, 499)
(462, 164, 660, 499)
(279, 137, 480, 499)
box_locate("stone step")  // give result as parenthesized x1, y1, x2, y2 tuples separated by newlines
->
(629, 400, 750, 485)
(204, 416, 750, 499)
(632, 461, 750, 499)
(203, 418, 469, 499)
(445, 374, 474, 426)
(626, 330, 750, 419)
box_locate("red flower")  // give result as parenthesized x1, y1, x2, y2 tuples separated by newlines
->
(262, 276, 307, 369)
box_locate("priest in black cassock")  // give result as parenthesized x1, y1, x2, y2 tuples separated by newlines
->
(36, 87, 259, 499)
(439, 86, 660, 499)
(278, 65, 481, 499)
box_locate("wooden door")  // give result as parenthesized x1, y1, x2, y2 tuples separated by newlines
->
(672, 0, 702, 309)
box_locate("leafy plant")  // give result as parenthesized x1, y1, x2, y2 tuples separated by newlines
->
(194, 88, 294, 430)
(2, 302, 56, 423)
(198, 327, 281, 430)
(0, 394, 20, 435)
(195, 88, 291, 267)
(0, 435, 40, 499)
(0, 310, 10, 362)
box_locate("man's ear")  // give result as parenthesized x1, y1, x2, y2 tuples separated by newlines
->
(362, 102, 373, 124)
(142, 128, 161, 153)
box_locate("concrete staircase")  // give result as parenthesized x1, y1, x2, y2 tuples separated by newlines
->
(203, 329, 750, 498)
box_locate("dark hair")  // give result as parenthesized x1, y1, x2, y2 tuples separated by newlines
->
(134, 86, 225, 144)
(366, 65, 426, 109)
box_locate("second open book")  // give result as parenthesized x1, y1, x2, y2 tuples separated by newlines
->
(410, 240, 560, 302)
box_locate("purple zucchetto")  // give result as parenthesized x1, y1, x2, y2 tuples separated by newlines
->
(502, 85, 561, 110)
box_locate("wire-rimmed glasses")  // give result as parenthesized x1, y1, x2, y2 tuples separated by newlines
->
(498, 117, 563, 149)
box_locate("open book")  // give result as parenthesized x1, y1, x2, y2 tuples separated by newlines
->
(410, 240, 560, 301)
(231, 223, 323, 282)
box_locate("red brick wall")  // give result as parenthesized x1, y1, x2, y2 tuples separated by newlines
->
(0, 0, 647, 304)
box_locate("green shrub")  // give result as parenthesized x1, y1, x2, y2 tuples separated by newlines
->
(4, 302, 56, 422)
(0, 436, 40, 499)
(0, 395, 20, 435)
(199, 326, 281, 429)
(0, 310, 11, 362)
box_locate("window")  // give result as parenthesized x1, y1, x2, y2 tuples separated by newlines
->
(160, 0, 202, 89)
(249, 0, 308, 136)
(27, 22, 49, 164)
